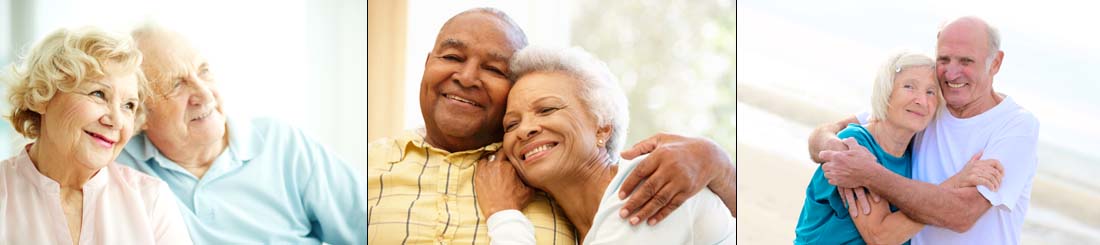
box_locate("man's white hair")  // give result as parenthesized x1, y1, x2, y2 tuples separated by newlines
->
(870, 50, 941, 122)
(509, 46, 630, 160)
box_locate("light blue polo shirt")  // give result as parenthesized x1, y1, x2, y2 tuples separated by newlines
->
(116, 117, 366, 244)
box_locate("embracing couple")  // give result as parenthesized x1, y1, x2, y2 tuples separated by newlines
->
(794, 17, 1040, 244)
(367, 7, 736, 244)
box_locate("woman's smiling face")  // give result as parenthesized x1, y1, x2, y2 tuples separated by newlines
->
(502, 71, 606, 189)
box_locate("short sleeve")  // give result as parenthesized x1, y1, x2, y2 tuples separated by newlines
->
(975, 114, 1039, 211)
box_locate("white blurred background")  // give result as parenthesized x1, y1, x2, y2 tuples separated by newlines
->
(0, 0, 367, 174)
(737, 0, 1100, 244)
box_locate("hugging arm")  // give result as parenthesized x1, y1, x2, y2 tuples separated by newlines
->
(848, 160, 1003, 244)
(850, 189, 924, 245)
(617, 133, 736, 225)
(851, 158, 996, 232)
(808, 116, 859, 163)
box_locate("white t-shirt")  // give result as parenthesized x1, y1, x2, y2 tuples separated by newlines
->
(486, 158, 736, 244)
(859, 95, 1039, 245)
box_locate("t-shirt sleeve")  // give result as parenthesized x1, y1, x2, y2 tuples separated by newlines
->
(856, 110, 871, 125)
(975, 114, 1040, 211)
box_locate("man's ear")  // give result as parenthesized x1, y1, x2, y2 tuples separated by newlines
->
(988, 50, 1005, 77)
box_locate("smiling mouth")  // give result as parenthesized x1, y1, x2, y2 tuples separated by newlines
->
(85, 130, 116, 146)
(522, 142, 558, 161)
(191, 110, 213, 122)
(444, 93, 481, 107)
(906, 109, 926, 117)
(946, 82, 966, 88)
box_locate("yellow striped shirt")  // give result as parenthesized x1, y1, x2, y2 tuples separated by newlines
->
(368, 129, 577, 244)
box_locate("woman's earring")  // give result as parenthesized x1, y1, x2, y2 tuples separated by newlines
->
(597, 139, 605, 147)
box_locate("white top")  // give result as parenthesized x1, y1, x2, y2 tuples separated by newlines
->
(859, 95, 1039, 245)
(0, 148, 193, 244)
(486, 158, 736, 244)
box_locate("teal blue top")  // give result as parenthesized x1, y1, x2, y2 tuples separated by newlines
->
(115, 117, 367, 244)
(794, 124, 913, 245)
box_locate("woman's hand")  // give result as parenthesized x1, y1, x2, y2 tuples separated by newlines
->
(943, 152, 1005, 191)
(475, 151, 535, 217)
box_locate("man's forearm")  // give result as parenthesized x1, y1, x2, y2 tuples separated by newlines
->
(808, 116, 858, 163)
(865, 172, 990, 232)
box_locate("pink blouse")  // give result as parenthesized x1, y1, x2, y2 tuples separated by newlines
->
(0, 148, 192, 244)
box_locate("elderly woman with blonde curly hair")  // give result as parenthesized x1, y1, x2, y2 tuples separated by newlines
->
(0, 27, 192, 244)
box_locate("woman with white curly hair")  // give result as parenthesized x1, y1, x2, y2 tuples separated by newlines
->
(474, 46, 735, 244)
(0, 27, 191, 244)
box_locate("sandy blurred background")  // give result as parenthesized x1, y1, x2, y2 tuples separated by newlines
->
(737, 1, 1100, 244)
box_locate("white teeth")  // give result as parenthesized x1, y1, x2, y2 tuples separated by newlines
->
(446, 94, 478, 106)
(524, 144, 554, 160)
(947, 82, 965, 88)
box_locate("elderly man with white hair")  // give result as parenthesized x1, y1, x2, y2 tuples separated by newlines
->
(113, 23, 367, 244)
(477, 46, 735, 244)
(808, 16, 1039, 244)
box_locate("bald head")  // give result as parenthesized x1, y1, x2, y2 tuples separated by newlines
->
(938, 16, 1000, 59)
(437, 8, 528, 51)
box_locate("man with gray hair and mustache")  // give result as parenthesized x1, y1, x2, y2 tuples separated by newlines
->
(115, 23, 367, 243)
(809, 16, 1039, 244)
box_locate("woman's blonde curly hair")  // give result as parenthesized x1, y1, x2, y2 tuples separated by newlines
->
(5, 26, 152, 139)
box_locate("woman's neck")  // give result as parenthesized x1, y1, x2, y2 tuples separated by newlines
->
(540, 152, 618, 242)
(866, 121, 917, 157)
(28, 141, 99, 190)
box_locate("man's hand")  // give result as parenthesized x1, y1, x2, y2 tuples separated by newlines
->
(943, 152, 1004, 191)
(820, 138, 883, 188)
(617, 133, 734, 225)
(474, 151, 534, 217)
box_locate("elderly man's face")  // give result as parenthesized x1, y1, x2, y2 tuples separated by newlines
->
(136, 31, 227, 149)
(419, 12, 521, 151)
(936, 20, 1001, 109)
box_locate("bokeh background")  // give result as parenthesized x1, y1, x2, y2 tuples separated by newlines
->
(368, 0, 735, 163)
(737, 0, 1100, 244)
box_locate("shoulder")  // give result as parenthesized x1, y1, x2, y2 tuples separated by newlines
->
(368, 129, 424, 167)
(993, 97, 1040, 136)
(837, 124, 873, 146)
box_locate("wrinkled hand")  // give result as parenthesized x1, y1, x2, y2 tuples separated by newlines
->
(838, 187, 880, 217)
(943, 152, 1004, 191)
(820, 138, 881, 188)
(474, 151, 534, 217)
(617, 133, 733, 226)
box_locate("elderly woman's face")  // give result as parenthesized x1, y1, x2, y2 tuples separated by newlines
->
(886, 66, 940, 132)
(502, 71, 604, 189)
(138, 31, 226, 149)
(38, 63, 140, 169)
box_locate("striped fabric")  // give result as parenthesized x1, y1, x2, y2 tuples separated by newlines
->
(368, 129, 577, 244)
